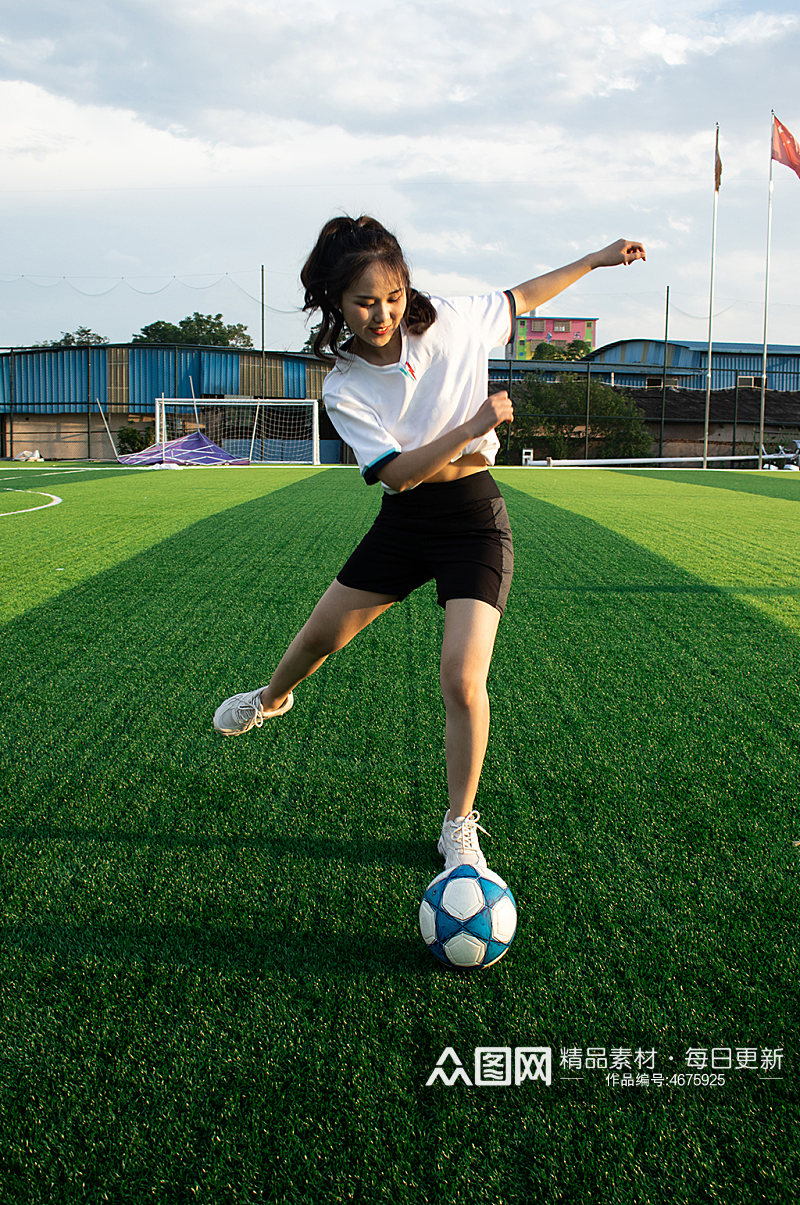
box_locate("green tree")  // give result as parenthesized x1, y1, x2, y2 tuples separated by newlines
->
(499, 374, 653, 464)
(531, 341, 560, 360)
(34, 326, 108, 347)
(132, 313, 253, 347)
(301, 318, 353, 355)
(532, 339, 592, 361)
(301, 320, 323, 354)
(565, 339, 592, 359)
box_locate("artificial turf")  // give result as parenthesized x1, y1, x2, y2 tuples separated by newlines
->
(0, 464, 797, 1204)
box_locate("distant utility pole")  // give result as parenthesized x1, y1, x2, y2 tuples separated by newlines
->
(261, 265, 266, 398)
(659, 285, 669, 457)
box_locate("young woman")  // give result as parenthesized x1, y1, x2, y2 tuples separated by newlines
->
(214, 216, 645, 870)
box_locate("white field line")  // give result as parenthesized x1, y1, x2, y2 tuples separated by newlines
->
(0, 490, 63, 516)
(0, 466, 141, 481)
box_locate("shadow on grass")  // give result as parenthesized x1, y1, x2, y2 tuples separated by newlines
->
(614, 468, 800, 499)
(1, 470, 799, 991)
(519, 583, 800, 596)
(0, 919, 429, 975)
(0, 823, 430, 867)
(0, 471, 798, 1205)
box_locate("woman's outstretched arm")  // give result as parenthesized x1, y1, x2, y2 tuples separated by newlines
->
(510, 238, 646, 314)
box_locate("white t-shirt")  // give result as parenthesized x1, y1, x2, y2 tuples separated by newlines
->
(322, 292, 514, 491)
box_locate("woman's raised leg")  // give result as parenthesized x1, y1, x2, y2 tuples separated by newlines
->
(213, 581, 395, 735)
(260, 580, 396, 711)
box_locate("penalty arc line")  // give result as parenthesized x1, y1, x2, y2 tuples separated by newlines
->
(0, 490, 63, 516)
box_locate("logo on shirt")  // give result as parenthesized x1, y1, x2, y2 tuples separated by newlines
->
(400, 360, 417, 381)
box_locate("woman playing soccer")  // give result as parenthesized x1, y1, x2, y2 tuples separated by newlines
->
(214, 216, 645, 869)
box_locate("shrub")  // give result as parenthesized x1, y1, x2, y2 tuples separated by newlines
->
(117, 425, 154, 455)
(498, 375, 653, 464)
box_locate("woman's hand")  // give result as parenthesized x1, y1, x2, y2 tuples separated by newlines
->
(378, 393, 514, 491)
(511, 240, 646, 313)
(588, 239, 646, 269)
(468, 392, 514, 439)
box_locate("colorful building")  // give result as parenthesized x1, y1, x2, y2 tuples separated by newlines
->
(509, 313, 597, 360)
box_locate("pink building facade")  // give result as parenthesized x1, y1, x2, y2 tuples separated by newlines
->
(510, 314, 597, 360)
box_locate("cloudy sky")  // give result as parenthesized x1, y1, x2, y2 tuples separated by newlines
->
(2, 0, 799, 354)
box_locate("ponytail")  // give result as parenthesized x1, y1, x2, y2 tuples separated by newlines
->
(301, 215, 436, 361)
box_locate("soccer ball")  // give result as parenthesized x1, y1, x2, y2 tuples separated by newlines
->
(419, 865, 517, 969)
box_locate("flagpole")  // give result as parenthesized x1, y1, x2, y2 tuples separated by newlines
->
(659, 284, 669, 456)
(703, 124, 720, 469)
(758, 113, 775, 470)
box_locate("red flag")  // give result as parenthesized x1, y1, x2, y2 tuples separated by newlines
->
(772, 114, 800, 180)
(714, 126, 722, 191)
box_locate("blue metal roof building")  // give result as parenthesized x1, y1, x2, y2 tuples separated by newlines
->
(0, 343, 324, 415)
(0, 342, 331, 460)
(488, 338, 800, 393)
(584, 339, 800, 391)
(6, 338, 798, 415)
(3, 337, 799, 460)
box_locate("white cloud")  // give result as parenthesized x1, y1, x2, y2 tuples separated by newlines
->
(638, 11, 797, 66)
(1, 77, 719, 206)
(2, 82, 201, 188)
(2, 1, 797, 141)
(1, 2, 800, 350)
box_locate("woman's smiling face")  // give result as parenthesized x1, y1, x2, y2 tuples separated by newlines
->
(340, 261, 407, 364)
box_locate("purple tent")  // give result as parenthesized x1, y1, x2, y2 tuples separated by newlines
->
(118, 430, 250, 467)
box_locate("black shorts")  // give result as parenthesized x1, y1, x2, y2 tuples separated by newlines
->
(336, 471, 514, 614)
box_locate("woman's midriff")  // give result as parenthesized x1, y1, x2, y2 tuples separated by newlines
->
(424, 452, 490, 484)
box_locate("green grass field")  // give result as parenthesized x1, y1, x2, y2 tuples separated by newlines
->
(0, 463, 798, 1204)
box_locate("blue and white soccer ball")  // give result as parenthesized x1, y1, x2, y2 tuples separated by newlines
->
(419, 865, 517, 969)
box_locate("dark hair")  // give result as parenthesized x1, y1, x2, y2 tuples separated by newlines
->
(301, 215, 437, 361)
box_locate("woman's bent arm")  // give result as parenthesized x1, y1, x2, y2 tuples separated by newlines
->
(377, 393, 514, 492)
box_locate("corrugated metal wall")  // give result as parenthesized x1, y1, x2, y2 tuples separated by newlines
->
(5, 339, 799, 414)
(0, 355, 10, 411)
(107, 347, 129, 412)
(105, 347, 205, 411)
(200, 351, 240, 397)
(0, 344, 332, 413)
(2, 347, 109, 414)
(587, 341, 800, 390)
(283, 357, 306, 398)
(177, 351, 201, 398)
(239, 354, 270, 397)
(305, 361, 329, 398)
(4, 336, 800, 415)
(129, 346, 175, 413)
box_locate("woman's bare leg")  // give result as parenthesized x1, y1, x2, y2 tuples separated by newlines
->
(439, 598, 502, 821)
(260, 581, 396, 711)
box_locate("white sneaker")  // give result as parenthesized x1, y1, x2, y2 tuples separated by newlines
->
(213, 687, 294, 736)
(437, 810, 489, 870)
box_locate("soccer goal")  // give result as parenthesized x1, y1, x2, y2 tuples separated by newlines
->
(156, 397, 320, 465)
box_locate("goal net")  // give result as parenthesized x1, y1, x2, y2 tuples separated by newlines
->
(157, 398, 320, 465)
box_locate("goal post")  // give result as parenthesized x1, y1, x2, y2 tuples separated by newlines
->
(158, 398, 320, 465)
